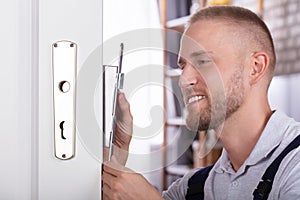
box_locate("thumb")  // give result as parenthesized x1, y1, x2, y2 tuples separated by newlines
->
(116, 92, 133, 134)
(110, 155, 120, 164)
(117, 92, 131, 115)
(109, 155, 133, 173)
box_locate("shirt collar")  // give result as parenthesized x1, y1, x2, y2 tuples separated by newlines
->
(214, 149, 233, 173)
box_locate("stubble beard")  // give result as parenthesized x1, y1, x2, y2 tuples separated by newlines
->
(185, 66, 245, 132)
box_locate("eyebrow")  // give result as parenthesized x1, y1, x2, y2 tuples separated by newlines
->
(190, 50, 214, 58)
(177, 51, 214, 67)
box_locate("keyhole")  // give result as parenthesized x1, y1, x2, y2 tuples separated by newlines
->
(59, 121, 66, 140)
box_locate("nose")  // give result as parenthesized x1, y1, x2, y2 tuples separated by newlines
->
(179, 65, 199, 88)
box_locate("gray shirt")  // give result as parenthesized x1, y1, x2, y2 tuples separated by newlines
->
(162, 110, 300, 200)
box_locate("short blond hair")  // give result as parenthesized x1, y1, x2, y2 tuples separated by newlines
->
(188, 6, 276, 81)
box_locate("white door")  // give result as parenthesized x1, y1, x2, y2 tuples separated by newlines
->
(1, 0, 103, 199)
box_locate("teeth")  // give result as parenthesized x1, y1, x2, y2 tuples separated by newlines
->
(187, 95, 206, 104)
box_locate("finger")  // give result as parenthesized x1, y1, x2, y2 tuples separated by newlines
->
(102, 193, 111, 200)
(103, 155, 124, 171)
(103, 157, 125, 176)
(103, 147, 109, 162)
(117, 92, 133, 124)
(103, 156, 133, 176)
(102, 180, 113, 200)
(110, 154, 120, 164)
(102, 182, 112, 192)
(102, 170, 117, 186)
(117, 92, 129, 110)
(102, 184, 113, 200)
(102, 177, 122, 200)
(110, 155, 133, 171)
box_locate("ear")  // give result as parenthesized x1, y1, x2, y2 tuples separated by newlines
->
(249, 52, 269, 85)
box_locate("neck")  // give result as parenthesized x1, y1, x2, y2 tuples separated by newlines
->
(217, 99, 273, 172)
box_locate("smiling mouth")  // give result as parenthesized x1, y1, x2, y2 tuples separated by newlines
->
(187, 95, 206, 105)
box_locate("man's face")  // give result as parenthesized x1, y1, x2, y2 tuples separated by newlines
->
(178, 20, 246, 131)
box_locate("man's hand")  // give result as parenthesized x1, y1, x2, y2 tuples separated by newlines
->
(114, 92, 132, 158)
(104, 92, 133, 165)
(102, 156, 163, 200)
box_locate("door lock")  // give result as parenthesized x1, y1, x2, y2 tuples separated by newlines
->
(52, 40, 77, 160)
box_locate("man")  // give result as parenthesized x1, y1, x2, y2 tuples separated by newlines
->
(102, 6, 300, 199)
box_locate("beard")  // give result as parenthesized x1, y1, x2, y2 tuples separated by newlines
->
(185, 66, 245, 131)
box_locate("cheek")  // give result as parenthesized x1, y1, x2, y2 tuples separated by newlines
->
(203, 68, 226, 97)
(225, 66, 246, 97)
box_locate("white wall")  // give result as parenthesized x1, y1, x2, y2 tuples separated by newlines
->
(269, 74, 300, 121)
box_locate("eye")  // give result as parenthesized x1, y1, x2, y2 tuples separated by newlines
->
(198, 60, 211, 64)
(196, 59, 212, 66)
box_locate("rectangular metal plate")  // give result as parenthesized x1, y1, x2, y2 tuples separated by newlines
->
(52, 41, 77, 160)
(103, 65, 118, 149)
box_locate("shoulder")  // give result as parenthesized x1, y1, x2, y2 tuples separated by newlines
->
(188, 164, 214, 184)
(271, 136, 300, 199)
(162, 168, 199, 200)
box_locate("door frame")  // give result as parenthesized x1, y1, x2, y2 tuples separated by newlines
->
(16, 0, 39, 199)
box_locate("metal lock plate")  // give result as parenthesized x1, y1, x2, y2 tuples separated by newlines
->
(103, 43, 125, 160)
(52, 41, 77, 160)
